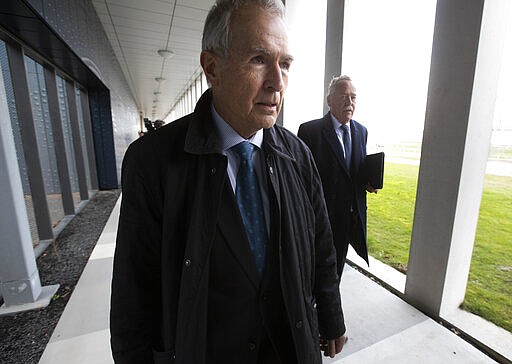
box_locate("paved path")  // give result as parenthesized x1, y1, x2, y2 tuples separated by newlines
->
(38, 196, 507, 363)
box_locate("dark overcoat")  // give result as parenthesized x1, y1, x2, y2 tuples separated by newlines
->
(110, 91, 345, 363)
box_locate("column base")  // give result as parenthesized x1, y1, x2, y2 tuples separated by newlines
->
(0, 284, 59, 316)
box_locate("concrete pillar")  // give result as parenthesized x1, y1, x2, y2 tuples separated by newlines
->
(282, 0, 328, 132)
(405, 0, 509, 317)
(323, 0, 345, 114)
(0, 59, 59, 314)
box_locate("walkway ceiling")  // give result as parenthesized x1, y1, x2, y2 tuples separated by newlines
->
(91, 0, 215, 121)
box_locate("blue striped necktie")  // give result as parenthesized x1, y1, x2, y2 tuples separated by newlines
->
(232, 141, 268, 278)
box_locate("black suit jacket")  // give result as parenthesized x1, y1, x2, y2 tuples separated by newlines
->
(206, 178, 295, 363)
(298, 113, 369, 270)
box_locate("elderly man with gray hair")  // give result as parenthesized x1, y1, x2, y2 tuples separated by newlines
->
(110, 1, 347, 363)
(299, 75, 379, 283)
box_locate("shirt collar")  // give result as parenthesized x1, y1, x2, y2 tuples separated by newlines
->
(211, 103, 263, 152)
(330, 113, 351, 133)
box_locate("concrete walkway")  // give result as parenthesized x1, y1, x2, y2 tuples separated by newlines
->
(38, 197, 501, 364)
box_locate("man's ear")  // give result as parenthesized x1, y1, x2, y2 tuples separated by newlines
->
(326, 94, 332, 108)
(200, 50, 218, 86)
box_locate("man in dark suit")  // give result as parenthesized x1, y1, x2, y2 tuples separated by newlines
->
(298, 75, 379, 280)
(110, 1, 347, 363)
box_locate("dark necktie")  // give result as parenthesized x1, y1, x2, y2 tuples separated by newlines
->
(232, 141, 268, 278)
(341, 124, 351, 170)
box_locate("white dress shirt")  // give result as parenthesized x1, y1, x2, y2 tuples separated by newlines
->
(211, 104, 270, 233)
(331, 114, 351, 160)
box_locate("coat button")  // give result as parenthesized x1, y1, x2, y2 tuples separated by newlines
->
(184, 259, 191, 267)
(295, 320, 303, 329)
(248, 342, 256, 351)
(211, 168, 216, 175)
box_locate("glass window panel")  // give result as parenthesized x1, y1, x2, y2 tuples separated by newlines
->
(75, 87, 92, 196)
(56, 75, 81, 208)
(24, 56, 65, 230)
(343, 0, 436, 273)
(195, 78, 200, 101)
(190, 88, 194, 110)
(190, 87, 194, 111)
(466, 13, 512, 333)
(201, 72, 208, 93)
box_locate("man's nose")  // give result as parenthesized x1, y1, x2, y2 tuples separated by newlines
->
(265, 63, 285, 92)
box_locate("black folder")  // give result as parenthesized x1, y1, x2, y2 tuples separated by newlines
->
(364, 152, 385, 189)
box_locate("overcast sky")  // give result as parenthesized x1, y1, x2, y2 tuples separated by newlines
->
(284, 0, 511, 149)
(342, 0, 512, 148)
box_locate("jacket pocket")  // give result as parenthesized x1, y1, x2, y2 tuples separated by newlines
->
(152, 349, 175, 364)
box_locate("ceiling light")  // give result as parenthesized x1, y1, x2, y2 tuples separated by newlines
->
(155, 77, 165, 82)
(157, 49, 174, 58)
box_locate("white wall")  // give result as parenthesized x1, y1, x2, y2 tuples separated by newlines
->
(342, 0, 437, 152)
(283, 0, 437, 148)
(283, 0, 328, 134)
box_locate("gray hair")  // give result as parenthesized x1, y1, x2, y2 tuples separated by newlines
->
(328, 75, 353, 96)
(202, 0, 285, 58)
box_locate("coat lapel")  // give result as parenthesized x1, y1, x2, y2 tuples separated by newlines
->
(350, 120, 365, 177)
(321, 114, 351, 177)
(216, 180, 260, 289)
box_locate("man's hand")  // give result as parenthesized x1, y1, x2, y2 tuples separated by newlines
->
(319, 335, 348, 358)
(366, 183, 379, 193)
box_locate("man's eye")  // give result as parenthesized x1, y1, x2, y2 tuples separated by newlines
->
(281, 61, 291, 71)
(252, 56, 265, 64)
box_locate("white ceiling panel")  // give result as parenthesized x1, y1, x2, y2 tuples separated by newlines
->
(91, 0, 215, 121)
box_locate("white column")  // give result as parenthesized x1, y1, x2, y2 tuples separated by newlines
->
(323, 0, 345, 114)
(283, 0, 328, 133)
(405, 0, 509, 317)
(0, 57, 59, 314)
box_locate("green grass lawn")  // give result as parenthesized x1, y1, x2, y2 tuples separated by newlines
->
(366, 162, 512, 333)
